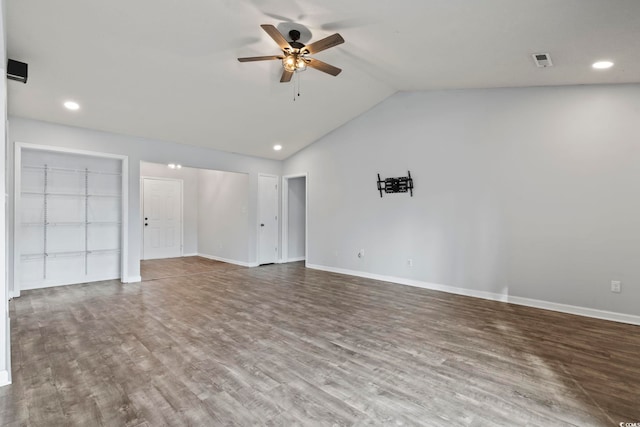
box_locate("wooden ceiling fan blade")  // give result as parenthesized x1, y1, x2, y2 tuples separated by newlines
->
(237, 55, 283, 62)
(303, 33, 344, 54)
(306, 58, 342, 76)
(261, 24, 292, 51)
(280, 69, 294, 83)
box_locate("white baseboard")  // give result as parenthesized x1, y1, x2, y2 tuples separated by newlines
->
(198, 253, 256, 268)
(21, 274, 122, 291)
(2, 316, 11, 387)
(16, 275, 141, 291)
(306, 264, 640, 326)
(0, 370, 10, 387)
(182, 253, 198, 257)
(307, 263, 509, 302)
(272, 259, 303, 266)
(286, 256, 306, 263)
(506, 295, 640, 326)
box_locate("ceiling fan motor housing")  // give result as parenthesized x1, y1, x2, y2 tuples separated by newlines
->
(289, 30, 301, 42)
(288, 30, 305, 50)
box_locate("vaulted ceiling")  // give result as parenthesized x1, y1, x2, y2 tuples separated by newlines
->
(7, 0, 640, 159)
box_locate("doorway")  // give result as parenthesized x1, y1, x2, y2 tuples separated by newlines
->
(258, 174, 279, 265)
(282, 174, 307, 264)
(142, 178, 183, 260)
(139, 161, 251, 274)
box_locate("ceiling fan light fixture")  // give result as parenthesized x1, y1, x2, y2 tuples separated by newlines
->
(283, 54, 306, 72)
(283, 55, 296, 72)
(238, 24, 344, 82)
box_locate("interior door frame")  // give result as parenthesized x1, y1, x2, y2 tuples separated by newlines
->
(13, 142, 129, 298)
(140, 176, 184, 260)
(281, 173, 308, 266)
(257, 173, 280, 265)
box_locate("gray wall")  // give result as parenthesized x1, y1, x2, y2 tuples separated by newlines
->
(140, 162, 199, 256)
(283, 84, 640, 316)
(197, 169, 249, 263)
(1, 0, 9, 385)
(8, 117, 281, 284)
(287, 177, 306, 260)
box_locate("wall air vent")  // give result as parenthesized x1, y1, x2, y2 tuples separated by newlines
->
(532, 53, 553, 68)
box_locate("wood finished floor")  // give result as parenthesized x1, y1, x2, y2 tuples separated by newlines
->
(2, 257, 639, 426)
(140, 256, 243, 282)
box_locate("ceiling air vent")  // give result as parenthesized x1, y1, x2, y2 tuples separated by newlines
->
(532, 53, 553, 68)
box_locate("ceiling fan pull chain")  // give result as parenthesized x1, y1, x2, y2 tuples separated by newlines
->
(298, 72, 301, 98)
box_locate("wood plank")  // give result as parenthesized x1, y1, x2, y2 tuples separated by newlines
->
(3, 257, 639, 425)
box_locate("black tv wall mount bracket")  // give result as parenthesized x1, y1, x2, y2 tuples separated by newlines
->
(377, 171, 413, 197)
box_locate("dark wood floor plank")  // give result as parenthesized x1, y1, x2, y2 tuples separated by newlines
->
(3, 257, 639, 426)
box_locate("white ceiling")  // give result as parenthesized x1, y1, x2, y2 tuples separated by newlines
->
(7, 0, 640, 160)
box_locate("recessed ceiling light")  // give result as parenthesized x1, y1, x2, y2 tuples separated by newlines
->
(273, 144, 282, 151)
(176, 164, 182, 169)
(592, 61, 614, 70)
(168, 163, 176, 169)
(64, 101, 80, 110)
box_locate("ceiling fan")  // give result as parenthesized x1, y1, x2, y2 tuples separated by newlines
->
(238, 24, 345, 83)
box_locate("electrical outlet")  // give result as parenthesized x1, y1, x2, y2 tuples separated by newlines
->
(407, 258, 413, 267)
(611, 280, 621, 293)
(358, 249, 364, 258)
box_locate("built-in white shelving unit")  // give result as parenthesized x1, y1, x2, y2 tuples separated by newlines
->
(19, 150, 123, 290)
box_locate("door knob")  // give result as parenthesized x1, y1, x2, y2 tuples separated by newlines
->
(145, 223, 148, 226)
(145, 217, 148, 220)
(260, 223, 264, 227)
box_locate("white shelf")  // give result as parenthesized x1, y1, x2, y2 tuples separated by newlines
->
(22, 222, 82, 227)
(22, 221, 121, 227)
(21, 248, 121, 260)
(22, 251, 83, 259)
(21, 191, 121, 198)
(22, 191, 81, 197)
(23, 164, 122, 176)
(88, 194, 122, 198)
(87, 249, 121, 254)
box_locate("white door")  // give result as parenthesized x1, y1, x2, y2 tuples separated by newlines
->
(258, 175, 278, 265)
(143, 178, 182, 260)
